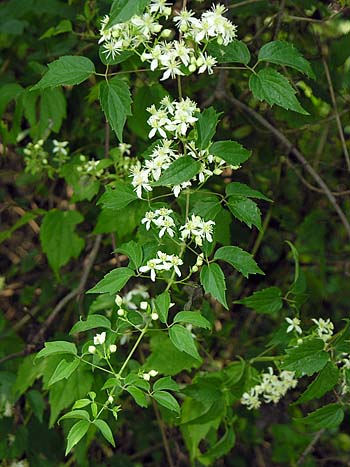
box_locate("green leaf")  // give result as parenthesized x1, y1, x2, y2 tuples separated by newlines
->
(40, 19, 72, 39)
(169, 324, 202, 361)
(182, 378, 223, 402)
(193, 196, 222, 220)
(126, 386, 148, 408)
(153, 376, 179, 392)
(97, 183, 138, 210)
(200, 264, 228, 309)
(47, 364, 93, 426)
(282, 339, 329, 377)
(294, 362, 339, 405)
(107, 0, 150, 28)
(59, 410, 90, 423)
(173, 311, 211, 330)
(153, 390, 180, 414)
(207, 40, 250, 65)
(196, 107, 220, 149)
(93, 419, 115, 447)
(286, 240, 300, 285)
(65, 420, 90, 455)
(27, 390, 45, 423)
(298, 403, 344, 431)
(40, 210, 84, 275)
(36, 341, 77, 359)
(210, 141, 251, 166)
(235, 286, 282, 314)
(198, 426, 236, 464)
(72, 399, 91, 410)
(146, 334, 201, 376)
(48, 358, 80, 386)
(69, 315, 111, 335)
(225, 182, 271, 201)
(153, 156, 201, 187)
(99, 77, 132, 142)
(32, 56, 95, 90)
(258, 41, 315, 79)
(227, 196, 262, 230)
(115, 240, 143, 269)
(214, 246, 264, 278)
(154, 291, 171, 324)
(249, 68, 308, 114)
(87, 267, 134, 294)
(99, 48, 133, 66)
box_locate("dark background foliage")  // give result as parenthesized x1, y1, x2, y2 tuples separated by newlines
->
(1, 0, 350, 465)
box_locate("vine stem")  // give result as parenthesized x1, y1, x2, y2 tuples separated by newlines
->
(117, 324, 149, 376)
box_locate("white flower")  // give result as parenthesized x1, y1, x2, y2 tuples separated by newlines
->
(173, 8, 198, 32)
(155, 216, 175, 238)
(93, 332, 106, 345)
(197, 53, 217, 75)
(149, 0, 172, 17)
(312, 318, 334, 342)
(241, 389, 261, 410)
(149, 369, 158, 377)
(109, 344, 117, 353)
(143, 373, 151, 381)
(130, 165, 152, 198)
(140, 301, 148, 310)
(102, 39, 122, 60)
(88, 345, 96, 354)
(160, 57, 184, 81)
(168, 255, 183, 277)
(139, 258, 164, 282)
(52, 140, 69, 156)
(142, 211, 157, 230)
(285, 317, 302, 334)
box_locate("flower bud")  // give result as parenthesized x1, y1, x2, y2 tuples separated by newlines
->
(188, 64, 196, 73)
(160, 28, 172, 38)
(88, 345, 96, 354)
(109, 344, 117, 353)
(115, 295, 123, 307)
(108, 395, 114, 404)
(140, 301, 148, 310)
(143, 373, 151, 381)
(117, 308, 125, 316)
(191, 265, 198, 273)
(151, 312, 159, 321)
(149, 369, 158, 377)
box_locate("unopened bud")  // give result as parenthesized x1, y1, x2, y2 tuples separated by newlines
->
(151, 312, 159, 321)
(109, 344, 117, 353)
(88, 345, 96, 354)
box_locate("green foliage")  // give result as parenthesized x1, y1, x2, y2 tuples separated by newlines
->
(2, 1, 350, 465)
(99, 77, 132, 141)
(32, 56, 95, 89)
(40, 210, 85, 275)
(249, 68, 308, 114)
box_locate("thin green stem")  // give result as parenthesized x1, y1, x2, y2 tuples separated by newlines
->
(117, 324, 149, 376)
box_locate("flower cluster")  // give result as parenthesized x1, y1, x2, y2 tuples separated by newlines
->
(88, 332, 117, 355)
(76, 155, 104, 178)
(115, 285, 149, 311)
(181, 214, 215, 246)
(312, 318, 334, 342)
(23, 139, 50, 175)
(141, 208, 176, 238)
(52, 140, 69, 165)
(98, 3, 237, 80)
(130, 97, 236, 199)
(139, 251, 183, 282)
(241, 368, 298, 410)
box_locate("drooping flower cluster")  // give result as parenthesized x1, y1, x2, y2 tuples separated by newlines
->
(139, 251, 183, 282)
(130, 97, 237, 199)
(98, 3, 237, 80)
(241, 368, 298, 410)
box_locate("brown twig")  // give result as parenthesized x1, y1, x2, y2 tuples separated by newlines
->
(151, 399, 175, 467)
(297, 429, 325, 465)
(224, 94, 350, 242)
(273, 0, 285, 39)
(322, 52, 350, 174)
(284, 157, 350, 197)
(35, 234, 102, 342)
